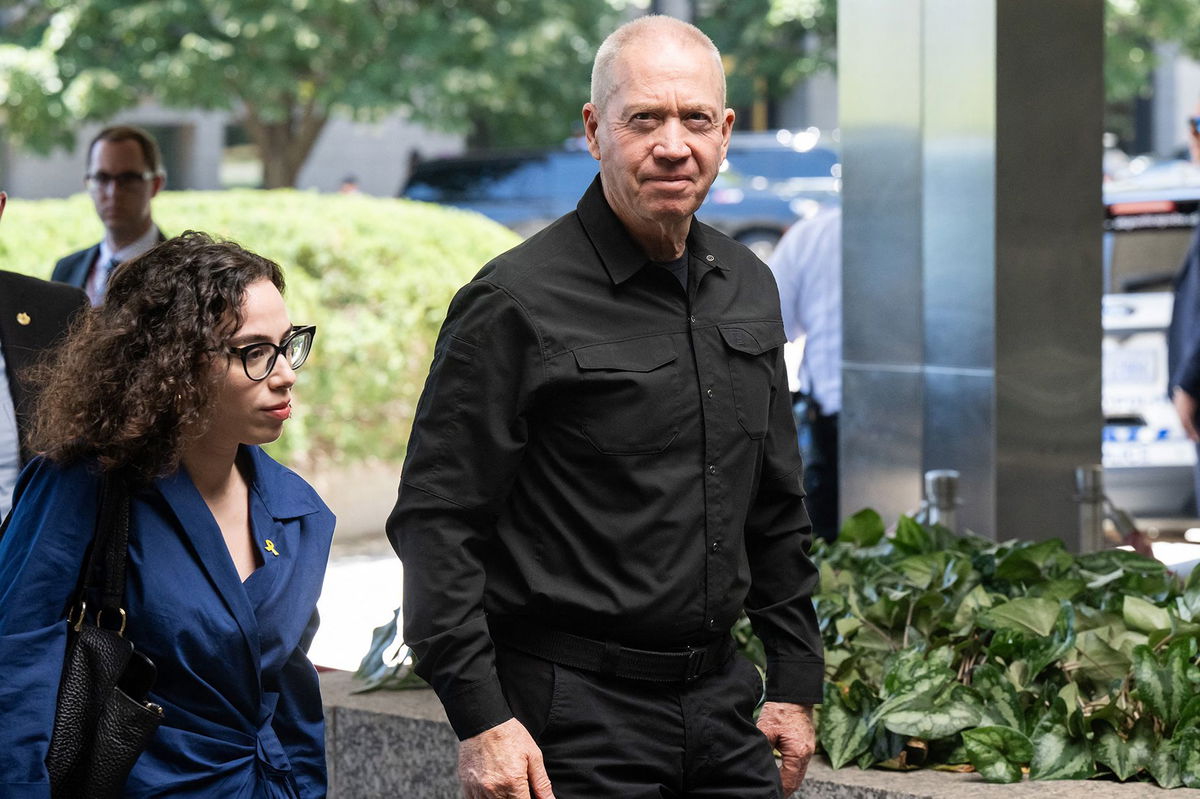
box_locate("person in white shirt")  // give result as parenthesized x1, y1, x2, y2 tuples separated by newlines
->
(51, 125, 166, 304)
(769, 205, 842, 541)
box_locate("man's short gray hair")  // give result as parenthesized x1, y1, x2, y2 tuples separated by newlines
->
(590, 15, 726, 114)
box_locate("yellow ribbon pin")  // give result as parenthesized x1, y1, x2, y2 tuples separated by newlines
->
(16, 312, 31, 326)
(264, 539, 280, 557)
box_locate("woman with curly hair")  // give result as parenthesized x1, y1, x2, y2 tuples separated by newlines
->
(0, 231, 334, 798)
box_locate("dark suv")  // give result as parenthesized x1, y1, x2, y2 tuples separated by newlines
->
(401, 134, 840, 257)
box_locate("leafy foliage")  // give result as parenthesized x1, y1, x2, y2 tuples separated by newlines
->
(0, 0, 617, 184)
(352, 606, 426, 693)
(0, 190, 521, 468)
(2, 0, 1189, 179)
(1104, 0, 1200, 145)
(799, 514, 1200, 786)
(695, 0, 836, 115)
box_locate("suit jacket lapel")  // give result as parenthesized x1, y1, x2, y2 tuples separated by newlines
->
(0, 273, 50, 447)
(64, 244, 101, 289)
(0, 277, 27, 418)
(154, 469, 263, 668)
(0, 272, 88, 462)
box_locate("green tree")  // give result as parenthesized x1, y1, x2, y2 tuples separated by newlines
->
(695, 0, 835, 125)
(1105, 0, 1200, 147)
(0, 0, 616, 187)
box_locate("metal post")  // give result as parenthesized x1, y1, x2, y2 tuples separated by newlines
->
(1075, 464, 1106, 552)
(840, 0, 1103, 546)
(924, 469, 960, 532)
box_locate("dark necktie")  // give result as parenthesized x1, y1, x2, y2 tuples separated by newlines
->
(86, 256, 120, 305)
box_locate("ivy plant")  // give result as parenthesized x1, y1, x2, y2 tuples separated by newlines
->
(761, 509, 1200, 787)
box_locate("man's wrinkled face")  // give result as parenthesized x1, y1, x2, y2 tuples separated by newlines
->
(584, 39, 733, 231)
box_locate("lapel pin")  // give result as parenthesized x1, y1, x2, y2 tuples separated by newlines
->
(16, 312, 31, 326)
(264, 539, 280, 557)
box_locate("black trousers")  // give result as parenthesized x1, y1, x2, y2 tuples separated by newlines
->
(793, 395, 839, 542)
(495, 645, 782, 798)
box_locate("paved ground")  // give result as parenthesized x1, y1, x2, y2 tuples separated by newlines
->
(310, 534, 401, 672)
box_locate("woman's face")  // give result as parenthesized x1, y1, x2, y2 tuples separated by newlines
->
(207, 278, 298, 449)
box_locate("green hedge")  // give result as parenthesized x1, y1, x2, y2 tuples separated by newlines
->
(0, 190, 521, 468)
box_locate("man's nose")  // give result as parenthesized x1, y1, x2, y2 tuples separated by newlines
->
(654, 119, 691, 161)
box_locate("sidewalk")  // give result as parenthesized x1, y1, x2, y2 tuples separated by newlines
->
(310, 533, 401, 672)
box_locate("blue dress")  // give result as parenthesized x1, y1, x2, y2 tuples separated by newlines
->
(0, 446, 335, 798)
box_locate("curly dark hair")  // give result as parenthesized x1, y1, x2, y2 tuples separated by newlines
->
(28, 231, 286, 481)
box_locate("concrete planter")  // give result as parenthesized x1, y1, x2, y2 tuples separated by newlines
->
(319, 671, 1193, 798)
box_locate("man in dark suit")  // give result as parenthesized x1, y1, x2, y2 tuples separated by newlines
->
(1169, 109, 1200, 512)
(51, 125, 165, 304)
(0, 192, 89, 517)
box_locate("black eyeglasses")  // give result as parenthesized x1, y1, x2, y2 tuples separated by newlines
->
(85, 171, 156, 191)
(227, 325, 316, 381)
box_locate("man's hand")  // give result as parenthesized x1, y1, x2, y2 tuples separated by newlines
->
(757, 701, 816, 797)
(458, 718, 555, 799)
(1174, 387, 1200, 442)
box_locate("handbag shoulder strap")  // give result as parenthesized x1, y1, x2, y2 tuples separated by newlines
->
(76, 469, 132, 625)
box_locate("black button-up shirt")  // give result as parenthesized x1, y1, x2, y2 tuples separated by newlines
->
(388, 177, 823, 739)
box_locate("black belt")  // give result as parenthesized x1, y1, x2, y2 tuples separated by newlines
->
(488, 617, 732, 683)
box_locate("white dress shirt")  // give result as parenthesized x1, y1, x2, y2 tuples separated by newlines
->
(0, 344, 20, 520)
(768, 206, 842, 415)
(87, 224, 162, 304)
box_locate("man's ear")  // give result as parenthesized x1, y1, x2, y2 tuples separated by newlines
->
(582, 103, 602, 161)
(0, 191, 6, 223)
(150, 174, 165, 197)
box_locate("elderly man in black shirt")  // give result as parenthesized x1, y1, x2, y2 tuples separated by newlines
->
(388, 14, 822, 799)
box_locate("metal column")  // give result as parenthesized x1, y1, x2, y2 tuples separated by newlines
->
(839, 0, 1103, 547)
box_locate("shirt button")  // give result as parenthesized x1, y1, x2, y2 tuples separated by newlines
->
(711, 541, 721, 552)
(706, 388, 714, 398)
(709, 618, 716, 627)
(689, 314, 697, 324)
(707, 464, 717, 475)
(706, 254, 715, 262)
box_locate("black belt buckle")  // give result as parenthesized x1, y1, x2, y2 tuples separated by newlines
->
(683, 645, 707, 682)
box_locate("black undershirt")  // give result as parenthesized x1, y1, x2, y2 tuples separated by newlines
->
(654, 250, 689, 292)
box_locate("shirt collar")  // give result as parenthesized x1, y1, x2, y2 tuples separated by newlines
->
(100, 223, 161, 266)
(575, 176, 729, 285)
(156, 444, 323, 522)
(241, 444, 324, 520)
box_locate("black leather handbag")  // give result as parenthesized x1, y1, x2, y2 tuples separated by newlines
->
(45, 472, 164, 798)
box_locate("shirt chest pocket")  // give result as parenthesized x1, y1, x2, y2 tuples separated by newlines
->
(718, 321, 786, 439)
(572, 336, 680, 455)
